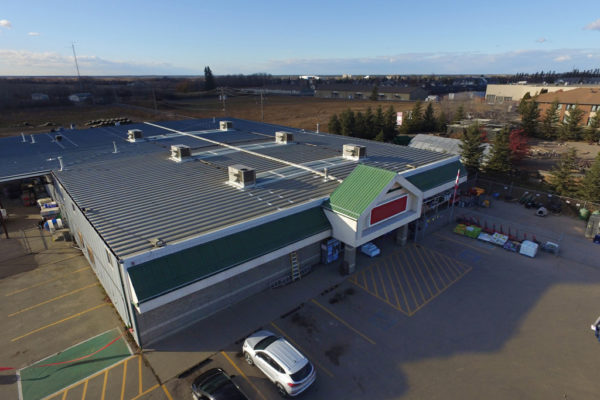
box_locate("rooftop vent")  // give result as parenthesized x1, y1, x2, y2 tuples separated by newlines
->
(343, 144, 367, 160)
(275, 131, 294, 144)
(149, 237, 165, 248)
(127, 129, 143, 142)
(170, 144, 192, 162)
(228, 164, 256, 188)
(220, 120, 233, 131)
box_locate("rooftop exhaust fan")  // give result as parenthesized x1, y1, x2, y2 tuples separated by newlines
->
(343, 144, 367, 160)
(228, 164, 256, 188)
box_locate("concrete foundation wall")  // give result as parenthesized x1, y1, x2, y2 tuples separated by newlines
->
(137, 241, 322, 345)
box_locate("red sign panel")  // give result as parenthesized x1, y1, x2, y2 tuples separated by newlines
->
(370, 196, 408, 225)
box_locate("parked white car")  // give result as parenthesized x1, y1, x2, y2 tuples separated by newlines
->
(242, 330, 316, 397)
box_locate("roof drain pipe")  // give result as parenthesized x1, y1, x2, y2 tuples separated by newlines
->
(323, 167, 328, 182)
(21, 132, 26, 142)
(113, 141, 119, 154)
(57, 156, 64, 171)
(31, 134, 36, 144)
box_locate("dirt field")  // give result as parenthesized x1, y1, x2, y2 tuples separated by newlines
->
(0, 104, 167, 138)
(0, 96, 417, 138)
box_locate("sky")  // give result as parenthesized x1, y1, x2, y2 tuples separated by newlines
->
(1, 0, 600, 76)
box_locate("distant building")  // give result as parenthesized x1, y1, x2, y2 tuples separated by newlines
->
(68, 92, 92, 103)
(446, 119, 510, 140)
(31, 93, 49, 101)
(484, 84, 599, 104)
(535, 88, 600, 126)
(444, 91, 485, 101)
(409, 133, 491, 165)
(240, 85, 313, 96)
(315, 84, 428, 101)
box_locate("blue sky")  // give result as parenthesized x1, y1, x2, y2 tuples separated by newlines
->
(1, 0, 599, 76)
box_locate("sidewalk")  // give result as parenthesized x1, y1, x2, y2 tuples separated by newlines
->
(142, 259, 349, 383)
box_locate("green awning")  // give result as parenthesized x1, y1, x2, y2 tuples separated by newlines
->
(128, 207, 331, 303)
(405, 160, 466, 192)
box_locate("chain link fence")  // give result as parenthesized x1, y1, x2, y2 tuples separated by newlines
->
(474, 177, 600, 217)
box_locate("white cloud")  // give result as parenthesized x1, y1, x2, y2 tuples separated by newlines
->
(28, 32, 40, 36)
(255, 48, 600, 75)
(584, 18, 600, 31)
(0, 19, 11, 29)
(554, 55, 571, 62)
(0, 49, 194, 75)
(536, 38, 547, 43)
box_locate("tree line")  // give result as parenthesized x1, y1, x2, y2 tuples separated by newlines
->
(518, 96, 600, 143)
(327, 106, 398, 142)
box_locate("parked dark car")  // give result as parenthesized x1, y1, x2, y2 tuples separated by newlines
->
(191, 368, 248, 400)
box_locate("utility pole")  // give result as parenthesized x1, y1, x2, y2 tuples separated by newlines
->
(260, 90, 264, 121)
(152, 88, 158, 111)
(220, 87, 226, 115)
(71, 42, 82, 90)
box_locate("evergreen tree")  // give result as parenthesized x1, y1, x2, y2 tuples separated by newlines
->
(459, 123, 485, 172)
(339, 109, 355, 136)
(404, 101, 424, 133)
(437, 110, 449, 132)
(354, 111, 367, 138)
(375, 129, 385, 142)
(453, 104, 466, 122)
(204, 66, 217, 91)
(540, 99, 559, 139)
(422, 102, 437, 132)
(548, 147, 578, 196)
(518, 99, 540, 137)
(383, 105, 397, 141)
(369, 86, 379, 101)
(579, 152, 600, 202)
(583, 112, 600, 143)
(485, 128, 511, 174)
(559, 104, 584, 141)
(365, 107, 376, 139)
(328, 114, 341, 134)
(374, 106, 385, 136)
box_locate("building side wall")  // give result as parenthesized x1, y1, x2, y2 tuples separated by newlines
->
(46, 178, 132, 328)
(485, 84, 579, 103)
(136, 241, 322, 345)
(538, 103, 597, 126)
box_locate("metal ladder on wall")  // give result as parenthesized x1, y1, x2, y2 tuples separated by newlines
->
(290, 251, 301, 281)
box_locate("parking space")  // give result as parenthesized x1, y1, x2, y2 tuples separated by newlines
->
(43, 353, 169, 400)
(0, 209, 130, 400)
(348, 244, 472, 316)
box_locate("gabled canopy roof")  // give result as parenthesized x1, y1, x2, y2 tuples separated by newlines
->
(327, 164, 397, 219)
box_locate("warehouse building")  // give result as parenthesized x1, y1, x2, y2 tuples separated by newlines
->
(0, 118, 465, 346)
(315, 84, 428, 101)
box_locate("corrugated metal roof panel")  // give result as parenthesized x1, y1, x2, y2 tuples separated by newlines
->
(328, 165, 397, 219)
(3, 117, 455, 258)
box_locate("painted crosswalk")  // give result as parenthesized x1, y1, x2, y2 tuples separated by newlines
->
(349, 244, 472, 316)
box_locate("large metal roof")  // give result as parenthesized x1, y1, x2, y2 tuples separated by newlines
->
(2, 118, 453, 258)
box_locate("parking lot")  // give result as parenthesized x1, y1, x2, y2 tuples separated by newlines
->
(3, 201, 600, 399)
(147, 202, 600, 400)
(0, 204, 162, 400)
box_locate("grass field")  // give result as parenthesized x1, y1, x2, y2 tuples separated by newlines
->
(0, 96, 417, 137)
(152, 95, 418, 132)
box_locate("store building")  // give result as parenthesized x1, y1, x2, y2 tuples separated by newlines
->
(0, 118, 465, 346)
